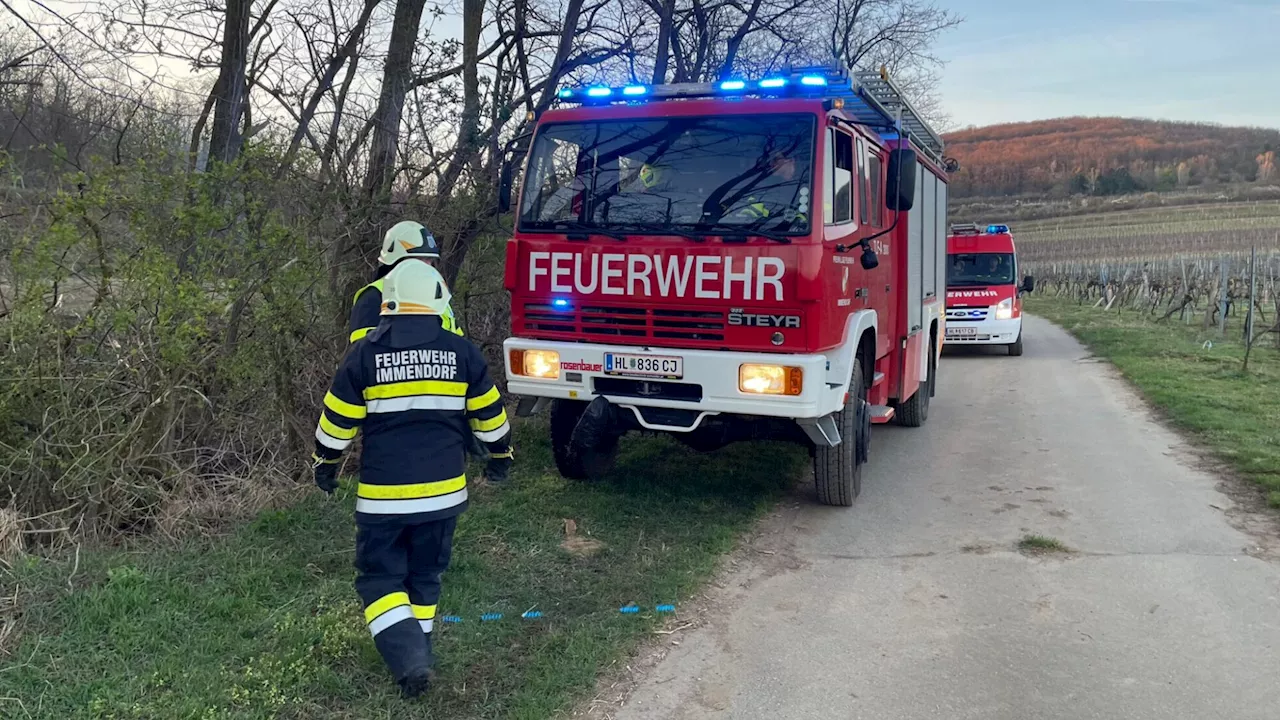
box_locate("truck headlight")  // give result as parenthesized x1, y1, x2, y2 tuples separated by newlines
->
(510, 349, 560, 379)
(739, 364, 803, 396)
(994, 297, 1014, 320)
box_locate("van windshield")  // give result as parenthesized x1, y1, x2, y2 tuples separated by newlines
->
(518, 114, 815, 236)
(948, 253, 1016, 286)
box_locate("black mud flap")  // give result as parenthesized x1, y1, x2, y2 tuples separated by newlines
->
(569, 396, 621, 479)
(855, 398, 871, 465)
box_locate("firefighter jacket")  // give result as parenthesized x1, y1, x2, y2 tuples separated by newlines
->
(350, 278, 463, 343)
(313, 315, 510, 524)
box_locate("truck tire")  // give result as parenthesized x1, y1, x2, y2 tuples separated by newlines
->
(550, 399, 590, 480)
(1008, 332, 1024, 356)
(896, 337, 934, 427)
(814, 358, 867, 507)
(550, 398, 620, 480)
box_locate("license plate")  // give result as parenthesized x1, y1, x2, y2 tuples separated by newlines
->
(946, 326, 977, 336)
(604, 353, 683, 379)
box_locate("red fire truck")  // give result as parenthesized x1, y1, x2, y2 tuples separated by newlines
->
(944, 223, 1035, 356)
(498, 67, 950, 506)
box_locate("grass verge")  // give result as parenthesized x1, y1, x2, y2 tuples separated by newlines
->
(1026, 295, 1280, 509)
(1, 421, 806, 719)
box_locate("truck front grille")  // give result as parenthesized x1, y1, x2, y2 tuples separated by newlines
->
(522, 304, 726, 342)
(946, 307, 989, 322)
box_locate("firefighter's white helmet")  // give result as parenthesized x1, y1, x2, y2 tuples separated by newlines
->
(380, 260, 452, 316)
(378, 220, 440, 266)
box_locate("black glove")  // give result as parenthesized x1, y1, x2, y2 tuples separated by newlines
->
(484, 451, 513, 484)
(313, 458, 339, 494)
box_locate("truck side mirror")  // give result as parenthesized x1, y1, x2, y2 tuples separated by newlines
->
(1021, 275, 1035, 293)
(886, 148, 917, 212)
(497, 160, 515, 214)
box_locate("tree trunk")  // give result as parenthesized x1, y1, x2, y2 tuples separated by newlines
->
(434, 0, 485, 195)
(362, 0, 428, 204)
(207, 0, 251, 165)
(717, 0, 764, 81)
(651, 0, 674, 84)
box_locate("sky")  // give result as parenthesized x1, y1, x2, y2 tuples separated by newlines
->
(935, 0, 1280, 130)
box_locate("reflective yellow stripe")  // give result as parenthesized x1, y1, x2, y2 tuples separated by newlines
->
(349, 326, 373, 343)
(364, 591, 410, 623)
(443, 308, 464, 336)
(319, 414, 357, 440)
(412, 604, 437, 620)
(357, 475, 467, 500)
(352, 280, 383, 307)
(467, 386, 500, 412)
(324, 391, 367, 420)
(469, 410, 508, 432)
(363, 380, 467, 401)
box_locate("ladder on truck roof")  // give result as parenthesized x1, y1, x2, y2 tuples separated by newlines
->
(849, 69, 946, 166)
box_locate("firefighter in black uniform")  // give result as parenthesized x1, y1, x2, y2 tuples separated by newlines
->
(349, 220, 463, 343)
(312, 260, 513, 698)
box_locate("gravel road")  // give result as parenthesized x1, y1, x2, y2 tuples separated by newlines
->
(606, 315, 1280, 720)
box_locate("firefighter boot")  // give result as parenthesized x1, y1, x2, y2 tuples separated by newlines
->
(399, 667, 431, 699)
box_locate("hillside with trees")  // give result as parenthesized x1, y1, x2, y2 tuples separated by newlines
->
(944, 117, 1280, 200)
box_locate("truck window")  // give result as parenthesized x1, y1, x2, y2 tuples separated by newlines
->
(868, 153, 883, 226)
(823, 129, 834, 225)
(519, 114, 816, 235)
(830, 130, 853, 225)
(947, 253, 1017, 286)
(855, 138, 868, 225)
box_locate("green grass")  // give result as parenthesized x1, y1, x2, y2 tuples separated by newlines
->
(1, 421, 807, 719)
(1027, 295, 1280, 509)
(1017, 534, 1071, 555)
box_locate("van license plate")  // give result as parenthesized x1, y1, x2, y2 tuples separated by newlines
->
(604, 353, 683, 379)
(946, 326, 977, 337)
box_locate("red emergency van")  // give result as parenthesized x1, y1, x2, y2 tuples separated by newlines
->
(944, 223, 1035, 355)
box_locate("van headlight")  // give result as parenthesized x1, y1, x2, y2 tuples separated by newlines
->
(994, 297, 1014, 320)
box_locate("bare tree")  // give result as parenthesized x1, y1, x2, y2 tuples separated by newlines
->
(206, 0, 251, 164)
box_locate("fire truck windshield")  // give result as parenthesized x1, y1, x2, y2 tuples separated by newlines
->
(519, 113, 815, 237)
(947, 253, 1016, 286)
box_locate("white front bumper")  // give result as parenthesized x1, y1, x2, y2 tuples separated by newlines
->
(503, 338, 845, 425)
(944, 316, 1022, 345)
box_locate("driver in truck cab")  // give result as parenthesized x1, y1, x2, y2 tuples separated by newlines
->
(731, 150, 809, 226)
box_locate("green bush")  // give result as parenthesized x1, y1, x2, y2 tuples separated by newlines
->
(0, 151, 344, 544)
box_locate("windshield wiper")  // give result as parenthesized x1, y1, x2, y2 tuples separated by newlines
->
(609, 222, 706, 243)
(693, 221, 792, 245)
(530, 221, 628, 242)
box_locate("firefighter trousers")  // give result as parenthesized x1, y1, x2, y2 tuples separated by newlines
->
(355, 516, 458, 681)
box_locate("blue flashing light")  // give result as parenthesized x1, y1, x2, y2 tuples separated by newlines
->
(719, 79, 747, 91)
(758, 77, 787, 89)
(800, 75, 828, 87)
(557, 88, 574, 99)
(622, 85, 648, 96)
(551, 298, 571, 310)
(986, 224, 1010, 234)
(586, 86, 612, 98)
